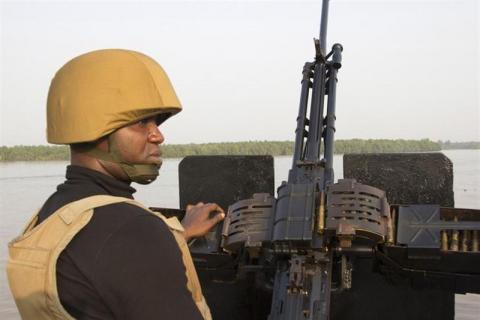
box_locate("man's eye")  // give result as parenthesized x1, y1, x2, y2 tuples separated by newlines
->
(138, 119, 150, 126)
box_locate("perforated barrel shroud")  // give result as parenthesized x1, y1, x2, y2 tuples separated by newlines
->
(326, 179, 390, 244)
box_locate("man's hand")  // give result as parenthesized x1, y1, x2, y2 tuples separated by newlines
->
(181, 202, 225, 242)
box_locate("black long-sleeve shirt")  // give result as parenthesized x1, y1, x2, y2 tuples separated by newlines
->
(37, 165, 203, 320)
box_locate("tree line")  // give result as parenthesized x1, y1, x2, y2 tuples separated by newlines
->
(439, 141, 480, 150)
(1, 139, 466, 161)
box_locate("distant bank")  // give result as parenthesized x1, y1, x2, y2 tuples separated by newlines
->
(0, 140, 478, 161)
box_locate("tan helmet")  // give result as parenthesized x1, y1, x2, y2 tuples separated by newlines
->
(47, 49, 181, 144)
(46, 49, 182, 184)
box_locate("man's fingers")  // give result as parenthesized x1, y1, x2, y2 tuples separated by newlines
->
(205, 203, 224, 214)
(204, 211, 224, 230)
(214, 211, 225, 222)
(206, 203, 225, 222)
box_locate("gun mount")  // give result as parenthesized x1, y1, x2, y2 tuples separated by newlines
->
(152, 155, 480, 320)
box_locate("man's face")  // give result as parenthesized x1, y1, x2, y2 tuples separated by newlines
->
(111, 116, 164, 165)
(98, 115, 164, 182)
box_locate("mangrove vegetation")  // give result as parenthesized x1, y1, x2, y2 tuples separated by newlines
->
(2, 139, 474, 161)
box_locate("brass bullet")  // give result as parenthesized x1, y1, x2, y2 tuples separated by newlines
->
(461, 230, 469, 252)
(473, 230, 479, 252)
(441, 230, 448, 251)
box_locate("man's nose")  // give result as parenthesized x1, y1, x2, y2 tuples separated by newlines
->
(147, 124, 164, 144)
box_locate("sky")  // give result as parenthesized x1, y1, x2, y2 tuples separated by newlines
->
(0, 0, 478, 146)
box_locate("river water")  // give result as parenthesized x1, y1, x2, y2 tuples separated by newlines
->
(1, 151, 479, 319)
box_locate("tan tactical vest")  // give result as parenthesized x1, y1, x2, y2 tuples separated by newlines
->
(7, 195, 212, 320)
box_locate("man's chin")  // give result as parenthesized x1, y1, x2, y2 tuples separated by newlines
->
(146, 156, 163, 166)
(152, 158, 163, 166)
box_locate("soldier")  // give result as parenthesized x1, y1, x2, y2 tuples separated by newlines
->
(7, 49, 224, 320)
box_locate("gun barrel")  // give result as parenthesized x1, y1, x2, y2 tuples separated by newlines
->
(304, 63, 327, 161)
(319, 0, 330, 56)
(323, 44, 343, 183)
(292, 63, 313, 167)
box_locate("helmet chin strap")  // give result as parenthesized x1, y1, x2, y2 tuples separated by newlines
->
(117, 162, 161, 185)
(80, 136, 161, 185)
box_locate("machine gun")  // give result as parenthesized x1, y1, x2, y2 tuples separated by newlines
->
(154, 1, 480, 318)
(219, 1, 392, 318)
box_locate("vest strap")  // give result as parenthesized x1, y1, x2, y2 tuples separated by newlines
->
(57, 195, 132, 224)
